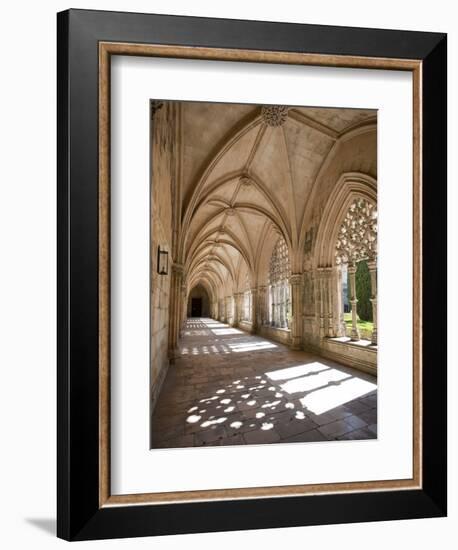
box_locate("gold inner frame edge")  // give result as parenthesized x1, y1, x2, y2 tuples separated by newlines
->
(98, 41, 422, 507)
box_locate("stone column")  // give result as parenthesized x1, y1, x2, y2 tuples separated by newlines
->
(168, 263, 184, 358)
(281, 286, 284, 327)
(226, 296, 232, 325)
(368, 260, 378, 344)
(348, 264, 360, 341)
(335, 265, 346, 337)
(233, 293, 239, 326)
(317, 269, 326, 338)
(250, 288, 258, 332)
(270, 285, 275, 326)
(290, 273, 303, 350)
(258, 285, 267, 326)
(276, 284, 280, 326)
(180, 283, 187, 335)
(325, 268, 335, 338)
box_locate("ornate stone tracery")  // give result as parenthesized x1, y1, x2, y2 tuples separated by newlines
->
(268, 236, 291, 328)
(335, 198, 377, 266)
(269, 236, 290, 284)
(261, 105, 289, 127)
(333, 197, 378, 344)
(242, 272, 252, 322)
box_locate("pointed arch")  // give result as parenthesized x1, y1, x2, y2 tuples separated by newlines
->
(313, 172, 377, 268)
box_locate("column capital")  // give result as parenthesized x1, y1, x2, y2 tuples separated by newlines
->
(171, 263, 184, 275)
(290, 273, 303, 285)
(367, 259, 377, 272)
(347, 264, 357, 274)
(316, 266, 333, 277)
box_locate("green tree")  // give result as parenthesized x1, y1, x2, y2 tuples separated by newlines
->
(355, 260, 373, 322)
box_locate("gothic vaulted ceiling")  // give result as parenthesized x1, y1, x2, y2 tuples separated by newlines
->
(180, 101, 377, 301)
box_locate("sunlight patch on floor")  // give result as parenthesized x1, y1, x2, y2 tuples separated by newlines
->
(279, 370, 350, 395)
(299, 377, 377, 415)
(211, 328, 244, 335)
(229, 341, 277, 352)
(265, 362, 329, 381)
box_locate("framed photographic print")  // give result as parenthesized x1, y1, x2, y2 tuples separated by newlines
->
(57, 9, 447, 541)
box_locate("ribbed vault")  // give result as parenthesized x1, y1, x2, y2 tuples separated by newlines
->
(179, 102, 376, 302)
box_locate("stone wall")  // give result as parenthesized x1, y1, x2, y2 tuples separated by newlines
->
(150, 102, 176, 413)
(258, 325, 292, 346)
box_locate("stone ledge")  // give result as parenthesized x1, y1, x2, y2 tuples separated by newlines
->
(329, 336, 378, 352)
(258, 325, 291, 345)
(321, 337, 377, 377)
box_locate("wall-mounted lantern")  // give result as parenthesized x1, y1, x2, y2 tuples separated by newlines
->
(157, 246, 168, 275)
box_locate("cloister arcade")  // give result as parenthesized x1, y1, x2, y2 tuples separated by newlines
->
(150, 100, 378, 443)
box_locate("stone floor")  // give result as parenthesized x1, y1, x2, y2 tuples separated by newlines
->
(151, 318, 377, 449)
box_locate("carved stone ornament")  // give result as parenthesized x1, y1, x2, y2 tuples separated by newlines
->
(171, 262, 184, 275)
(239, 174, 252, 186)
(269, 236, 291, 284)
(335, 197, 377, 265)
(261, 105, 289, 127)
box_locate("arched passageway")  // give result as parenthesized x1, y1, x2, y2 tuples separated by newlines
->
(149, 100, 378, 448)
(187, 284, 210, 317)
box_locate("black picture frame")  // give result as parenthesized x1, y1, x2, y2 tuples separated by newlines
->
(57, 8, 447, 541)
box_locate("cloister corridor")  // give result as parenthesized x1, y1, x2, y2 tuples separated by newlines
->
(151, 318, 377, 448)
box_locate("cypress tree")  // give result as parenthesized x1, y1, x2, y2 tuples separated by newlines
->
(355, 260, 373, 322)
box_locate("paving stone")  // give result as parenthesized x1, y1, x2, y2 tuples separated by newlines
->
(264, 410, 296, 424)
(343, 400, 372, 415)
(367, 423, 378, 435)
(307, 410, 344, 426)
(318, 419, 354, 438)
(151, 318, 378, 449)
(243, 428, 281, 445)
(219, 434, 245, 446)
(151, 424, 185, 444)
(155, 434, 194, 448)
(328, 405, 353, 419)
(225, 415, 259, 436)
(345, 415, 368, 430)
(236, 399, 261, 412)
(360, 394, 378, 409)
(355, 409, 378, 425)
(194, 425, 227, 445)
(337, 427, 377, 440)
(276, 418, 318, 439)
(282, 429, 329, 443)
(151, 413, 185, 432)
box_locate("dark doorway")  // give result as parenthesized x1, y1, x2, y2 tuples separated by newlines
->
(187, 284, 210, 317)
(191, 298, 202, 317)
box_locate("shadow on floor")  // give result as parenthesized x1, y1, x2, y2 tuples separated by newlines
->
(151, 318, 378, 449)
